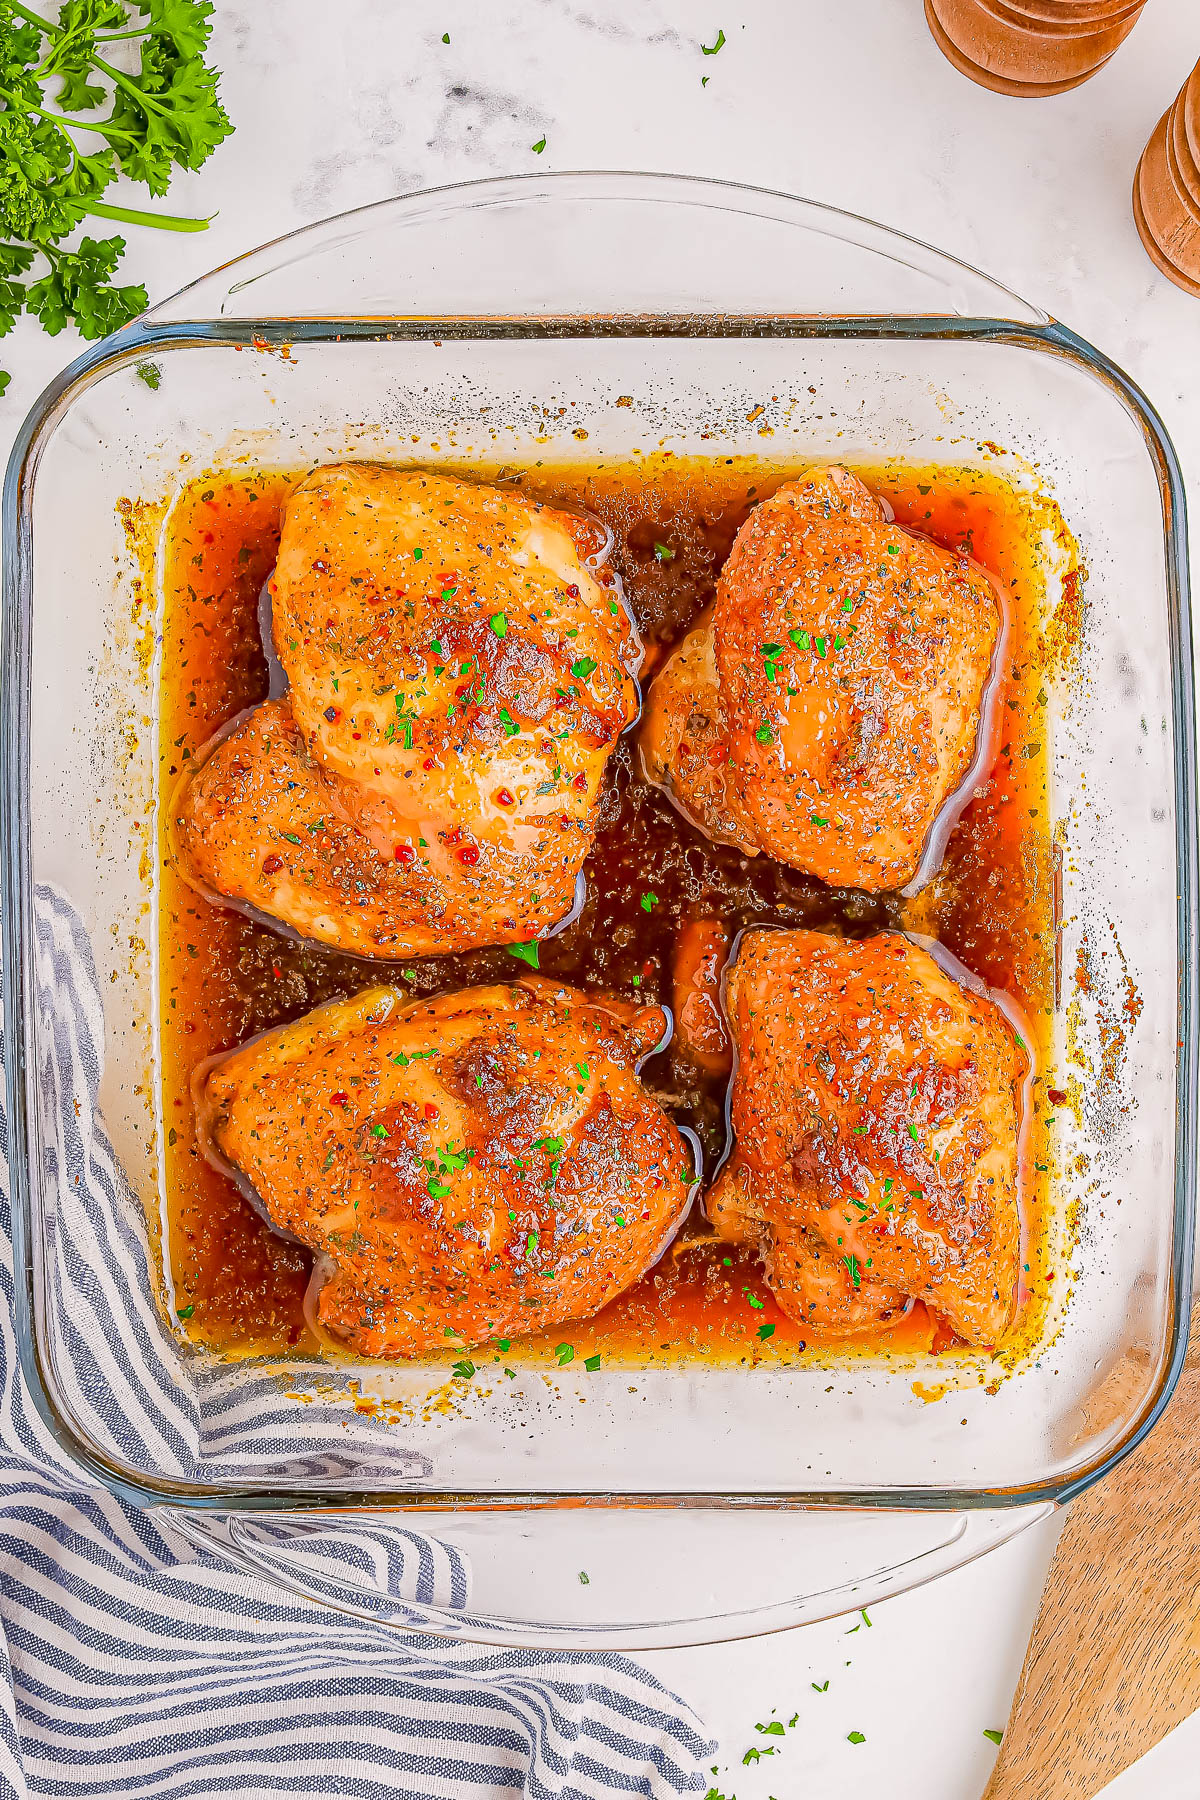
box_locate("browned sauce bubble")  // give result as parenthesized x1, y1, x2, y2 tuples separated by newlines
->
(157, 457, 1053, 1365)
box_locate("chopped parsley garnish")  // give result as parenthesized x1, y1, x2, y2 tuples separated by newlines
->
(571, 655, 598, 679)
(653, 542, 675, 562)
(498, 709, 519, 737)
(847, 1730, 866, 1746)
(640, 891, 659, 912)
(810, 814, 829, 828)
(788, 627, 810, 649)
(843, 1254, 862, 1290)
(531, 135, 547, 153)
(555, 1343, 575, 1366)
(451, 1359, 476, 1380)
(984, 1729, 1003, 1745)
(489, 611, 507, 637)
(701, 27, 726, 53)
(755, 723, 773, 743)
(584, 1353, 601, 1371)
(507, 940, 540, 969)
(176, 1304, 194, 1320)
(756, 1321, 775, 1340)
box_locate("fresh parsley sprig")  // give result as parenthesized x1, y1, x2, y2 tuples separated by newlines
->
(0, 0, 232, 392)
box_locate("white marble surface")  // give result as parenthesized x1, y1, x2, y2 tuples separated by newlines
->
(7, 2, 1200, 1795)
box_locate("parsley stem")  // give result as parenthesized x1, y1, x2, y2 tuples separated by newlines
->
(89, 51, 183, 120)
(8, 0, 60, 32)
(0, 90, 140, 144)
(83, 197, 212, 232)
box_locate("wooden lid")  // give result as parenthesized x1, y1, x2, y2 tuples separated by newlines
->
(1134, 108, 1200, 298)
(925, 0, 1147, 96)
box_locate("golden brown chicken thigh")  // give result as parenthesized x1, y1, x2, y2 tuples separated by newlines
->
(174, 465, 641, 957)
(197, 977, 696, 1358)
(707, 928, 1025, 1346)
(640, 466, 1001, 892)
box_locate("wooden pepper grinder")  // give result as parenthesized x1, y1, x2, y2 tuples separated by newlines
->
(1134, 57, 1200, 297)
(924, 0, 1149, 98)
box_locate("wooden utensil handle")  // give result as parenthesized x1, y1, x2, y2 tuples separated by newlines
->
(984, 1300, 1200, 1800)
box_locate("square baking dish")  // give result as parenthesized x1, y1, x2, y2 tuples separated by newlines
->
(3, 174, 1194, 1643)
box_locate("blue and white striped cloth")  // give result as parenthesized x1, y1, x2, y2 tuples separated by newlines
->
(0, 889, 714, 1799)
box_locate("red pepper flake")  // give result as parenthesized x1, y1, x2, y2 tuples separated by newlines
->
(457, 844, 480, 866)
(261, 853, 283, 875)
(444, 827, 462, 845)
(495, 788, 515, 806)
(331, 1092, 349, 1107)
(572, 772, 587, 791)
(394, 845, 415, 865)
(352, 732, 362, 740)
(559, 815, 571, 830)
(422, 758, 435, 771)
(565, 583, 580, 599)
(424, 1103, 440, 1120)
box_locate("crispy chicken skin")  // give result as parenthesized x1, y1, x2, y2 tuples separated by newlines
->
(197, 978, 695, 1358)
(707, 928, 1024, 1346)
(640, 466, 1001, 892)
(174, 465, 640, 957)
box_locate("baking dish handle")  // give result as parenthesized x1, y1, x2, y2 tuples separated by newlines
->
(140, 171, 1047, 327)
(158, 1501, 1057, 1650)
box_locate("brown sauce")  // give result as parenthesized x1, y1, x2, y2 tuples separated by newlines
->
(157, 456, 1054, 1365)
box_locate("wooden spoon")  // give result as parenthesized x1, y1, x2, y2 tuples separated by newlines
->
(983, 1298, 1200, 1800)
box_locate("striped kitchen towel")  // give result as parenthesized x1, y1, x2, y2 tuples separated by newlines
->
(0, 887, 715, 1800)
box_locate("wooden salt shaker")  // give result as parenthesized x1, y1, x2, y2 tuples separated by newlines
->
(1134, 58, 1200, 298)
(924, 0, 1149, 98)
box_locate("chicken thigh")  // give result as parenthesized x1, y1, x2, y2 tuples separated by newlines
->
(174, 465, 641, 957)
(707, 927, 1025, 1346)
(640, 466, 1001, 892)
(197, 977, 696, 1358)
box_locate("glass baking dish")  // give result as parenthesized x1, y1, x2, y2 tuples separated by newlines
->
(3, 173, 1194, 1648)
